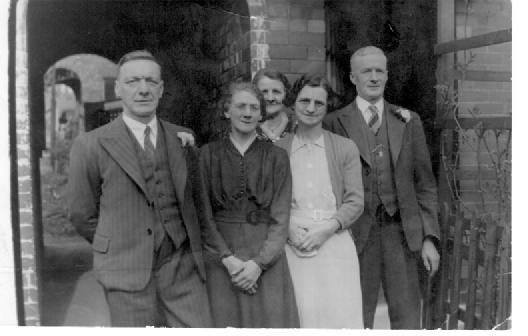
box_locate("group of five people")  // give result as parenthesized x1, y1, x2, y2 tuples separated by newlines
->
(68, 46, 440, 329)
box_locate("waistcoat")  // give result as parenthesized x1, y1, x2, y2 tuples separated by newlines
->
(131, 125, 188, 250)
(363, 113, 399, 216)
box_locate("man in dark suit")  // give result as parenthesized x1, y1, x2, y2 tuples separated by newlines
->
(67, 50, 211, 327)
(323, 46, 440, 329)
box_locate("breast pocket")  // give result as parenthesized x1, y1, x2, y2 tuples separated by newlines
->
(92, 233, 110, 253)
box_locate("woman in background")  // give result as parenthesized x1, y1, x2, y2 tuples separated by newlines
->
(276, 73, 364, 328)
(199, 81, 299, 328)
(252, 68, 296, 142)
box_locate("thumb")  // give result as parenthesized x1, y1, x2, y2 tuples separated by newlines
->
(422, 254, 431, 272)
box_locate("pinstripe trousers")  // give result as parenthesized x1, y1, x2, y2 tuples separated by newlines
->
(104, 240, 212, 327)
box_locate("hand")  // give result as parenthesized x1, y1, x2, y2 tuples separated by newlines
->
(221, 255, 244, 277)
(288, 224, 308, 248)
(298, 219, 339, 252)
(422, 238, 440, 276)
(177, 132, 195, 147)
(232, 260, 262, 292)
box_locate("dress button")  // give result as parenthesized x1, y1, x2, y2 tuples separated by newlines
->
(147, 228, 152, 235)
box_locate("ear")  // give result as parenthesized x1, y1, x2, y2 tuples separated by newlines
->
(349, 72, 357, 86)
(114, 80, 121, 98)
(159, 80, 164, 97)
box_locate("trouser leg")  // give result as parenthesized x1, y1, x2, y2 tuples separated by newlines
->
(358, 223, 382, 329)
(381, 222, 421, 329)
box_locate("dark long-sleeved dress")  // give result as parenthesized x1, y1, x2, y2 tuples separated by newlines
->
(199, 138, 299, 328)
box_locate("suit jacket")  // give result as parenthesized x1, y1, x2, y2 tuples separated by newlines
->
(68, 115, 206, 291)
(323, 100, 440, 253)
(275, 130, 364, 230)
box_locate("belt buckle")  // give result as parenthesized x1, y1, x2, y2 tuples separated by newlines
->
(313, 210, 323, 221)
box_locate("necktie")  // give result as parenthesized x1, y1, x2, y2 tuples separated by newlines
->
(144, 125, 155, 161)
(368, 105, 381, 134)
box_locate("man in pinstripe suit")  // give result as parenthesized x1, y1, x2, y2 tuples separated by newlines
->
(67, 50, 212, 327)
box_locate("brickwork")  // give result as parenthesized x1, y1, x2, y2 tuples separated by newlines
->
(16, 0, 40, 326)
(452, 0, 511, 212)
(262, 0, 326, 83)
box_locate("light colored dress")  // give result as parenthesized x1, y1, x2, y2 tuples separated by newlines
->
(285, 134, 363, 328)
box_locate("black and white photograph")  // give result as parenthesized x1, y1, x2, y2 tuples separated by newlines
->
(0, 0, 515, 331)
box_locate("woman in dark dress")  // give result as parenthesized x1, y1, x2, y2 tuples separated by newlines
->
(199, 81, 299, 328)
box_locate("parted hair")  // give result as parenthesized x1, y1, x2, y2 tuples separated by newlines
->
(285, 73, 335, 110)
(117, 50, 161, 74)
(252, 68, 291, 93)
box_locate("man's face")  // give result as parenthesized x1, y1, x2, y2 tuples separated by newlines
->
(256, 76, 286, 117)
(294, 85, 328, 128)
(350, 53, 388, 103)
(115, 59, 163, 123)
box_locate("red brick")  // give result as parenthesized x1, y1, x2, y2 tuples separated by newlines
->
(267, 30, 289, 45)
(290, 5, 312, 19)
(290, 60, 325, 74)
(307, 20, 325, 33)
(269, 18, 288, 31)
(266, 60, 291, 73)
(288, 32, 324, 47)
(290, 0, 324, 8)
(269, 45, 307, 60)
(312, 9, 324, 20)
(267, 4, 289, 18)
(307, 46, 325, 61)
(289, 19, 307, 32)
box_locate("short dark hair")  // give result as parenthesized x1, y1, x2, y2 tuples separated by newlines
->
(286, 73, 335, 108)
(223, 80, 266, 117)
(252, 68, 291, 93)
(117, 50, 161, 73)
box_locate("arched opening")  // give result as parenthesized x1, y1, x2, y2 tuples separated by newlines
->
(17, 0, 253, 325)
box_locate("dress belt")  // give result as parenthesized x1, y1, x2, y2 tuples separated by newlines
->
(290, 209, 335, 221)
(214, 209, 275, 225)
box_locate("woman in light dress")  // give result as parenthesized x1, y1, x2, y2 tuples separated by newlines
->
(276, 73, 364, 328)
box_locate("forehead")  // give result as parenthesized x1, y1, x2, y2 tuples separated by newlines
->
(257, 76, 285, 89)
(118, 59, 161, 78)
(297, 86, 328, 101)
(232, 90, 260, 104)
(351, 53, 387, 70)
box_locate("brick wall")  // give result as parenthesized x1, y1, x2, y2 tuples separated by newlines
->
(453, 0, 511, 213)
(260, 0, 326, 84)
(16, 0, 40, 326)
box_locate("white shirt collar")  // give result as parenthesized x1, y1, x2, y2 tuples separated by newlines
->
(291, 133, 325, 154)
(122, 113, 158, 149)
(230, 133, 257, 155)
(356, 96, 384, 124)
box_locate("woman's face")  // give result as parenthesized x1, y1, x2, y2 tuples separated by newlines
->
(225, 90, 262, 136)
(256, 76, 286, 117)
(294, 85, 328, 128)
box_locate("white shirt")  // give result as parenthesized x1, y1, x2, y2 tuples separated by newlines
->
(122, 114, 158, 149)
(356, 96, 384, 125)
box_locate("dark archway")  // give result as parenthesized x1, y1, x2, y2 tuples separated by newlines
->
(26, 0, 251, 325)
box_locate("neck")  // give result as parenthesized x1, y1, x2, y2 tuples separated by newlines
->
(265, 109, 285, 126)
(230, 129, 256, 145)
(123, 110, 156, 124)
(296, 124, 323, 141)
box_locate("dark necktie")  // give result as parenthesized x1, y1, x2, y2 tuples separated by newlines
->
(144, 125, 155, 161)
(368, 105, 381, 134)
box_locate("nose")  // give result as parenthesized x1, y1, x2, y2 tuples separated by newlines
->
(264, 91, 273, 101)
(137, 79, 150, 95)
(305, 101, 316, 113)
(370, 71, 379, 82)
(241, 106, 253, 117)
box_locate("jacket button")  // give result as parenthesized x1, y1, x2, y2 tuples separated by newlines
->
(147, 228, 152, 235)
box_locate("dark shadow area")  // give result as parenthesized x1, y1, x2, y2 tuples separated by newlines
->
(28, 0, 250, 326)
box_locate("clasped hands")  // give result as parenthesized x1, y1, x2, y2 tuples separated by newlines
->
(222, 256, 262, 295)
(288, 219, 339, 253)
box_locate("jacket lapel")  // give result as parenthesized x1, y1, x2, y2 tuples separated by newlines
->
(337, 101, 371, 166)
(160, 121, 187, 205)
(385, 102, 406, 167)
(99, 117, 149, 197)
